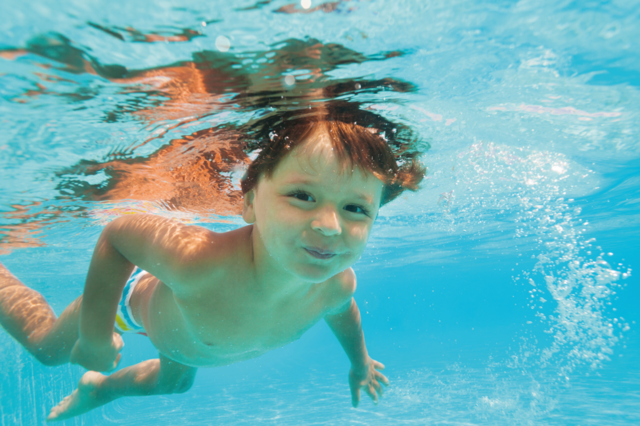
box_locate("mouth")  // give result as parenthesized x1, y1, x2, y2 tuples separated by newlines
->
(304, 247, 337, 260)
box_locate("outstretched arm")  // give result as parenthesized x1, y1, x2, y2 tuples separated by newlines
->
(325, 298, 389, 407)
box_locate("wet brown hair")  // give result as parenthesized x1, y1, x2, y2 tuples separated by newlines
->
(240, 101, 426, 205)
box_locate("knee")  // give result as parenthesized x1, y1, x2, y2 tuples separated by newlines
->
(32, 349, 65, 367)
(171, 375, 195, 394)
(159, 374, 195, 395)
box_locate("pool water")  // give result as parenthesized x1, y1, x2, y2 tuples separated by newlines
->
(1, 0, 639, 425)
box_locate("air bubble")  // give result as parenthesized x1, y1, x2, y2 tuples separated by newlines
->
(284, 75, 295, 86)
(215, 35, 231, 52)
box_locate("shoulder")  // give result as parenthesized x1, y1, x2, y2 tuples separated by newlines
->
(108, 214, 217, 248)
(323, 268, 357, 313)
(109, 214, 252, 296)
(333, 267, 357, 296)
(174, 225, 253, 284)
(168, 225, 252, 299)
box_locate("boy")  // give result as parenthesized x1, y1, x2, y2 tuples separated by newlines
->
(0, 106, 424, 421)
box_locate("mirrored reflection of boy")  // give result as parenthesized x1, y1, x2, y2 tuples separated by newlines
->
(0, 104, 425, 421)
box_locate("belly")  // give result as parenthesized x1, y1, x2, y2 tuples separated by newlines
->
(128, 277, 273, 367)
(128, 276, 324, 367)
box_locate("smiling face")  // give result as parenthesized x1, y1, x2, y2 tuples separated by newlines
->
(243, 128, 383, 284)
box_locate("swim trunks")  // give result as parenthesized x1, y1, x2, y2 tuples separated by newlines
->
(114, 267, 147, 335)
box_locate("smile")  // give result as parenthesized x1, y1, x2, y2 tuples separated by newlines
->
(304, 247, 337, 260)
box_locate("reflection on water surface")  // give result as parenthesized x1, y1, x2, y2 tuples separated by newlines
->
(0, 1, 638, 424)
(0, 30, 420, 252)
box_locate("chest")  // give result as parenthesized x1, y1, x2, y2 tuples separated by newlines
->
(179, 289, 330, 352)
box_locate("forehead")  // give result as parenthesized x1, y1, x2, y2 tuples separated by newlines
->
(276, 129, 366, 179)
(268, 128, 383, 196)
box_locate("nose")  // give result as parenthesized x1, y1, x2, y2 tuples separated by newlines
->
(311, 205, 342, 236)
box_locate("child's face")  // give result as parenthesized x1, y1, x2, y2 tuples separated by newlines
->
(244, 130, 383, 283)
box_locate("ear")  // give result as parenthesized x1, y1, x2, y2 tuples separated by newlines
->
(242, 189, 256, 224)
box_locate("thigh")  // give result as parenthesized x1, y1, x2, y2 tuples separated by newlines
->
(157, 353, 198, 393)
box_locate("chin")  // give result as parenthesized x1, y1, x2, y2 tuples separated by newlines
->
(291, 264, 340, 283)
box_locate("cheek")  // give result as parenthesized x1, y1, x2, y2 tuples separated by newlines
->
(260, 203, 303, 245)
(347, 223, 371, 247)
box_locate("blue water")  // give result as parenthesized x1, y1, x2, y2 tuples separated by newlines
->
(1, 0, 639, 424)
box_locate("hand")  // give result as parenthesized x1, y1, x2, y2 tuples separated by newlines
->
(348, 357, 389, 407)
(69, 333, 124, 372)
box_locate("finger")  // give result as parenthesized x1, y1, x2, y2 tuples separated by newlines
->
(372, 379, 384, 398)
(365, 384, 378, 404)
(351, 385, 360, 408)
(113, 333, 125, 351)
(373, 361, 385, 370)
(112, 353, 122, 369)
(376, 373, 390, 387)
(102, 353, 121, 373)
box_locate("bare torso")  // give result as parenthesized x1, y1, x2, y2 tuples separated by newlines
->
(128, 226, 344, 368)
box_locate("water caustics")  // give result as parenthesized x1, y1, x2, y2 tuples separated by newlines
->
(0, 27, 416, 251)
(1, 0, 640, 425)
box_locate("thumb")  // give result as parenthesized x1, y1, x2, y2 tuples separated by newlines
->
(113, 332, 125, 351)
(110, 353, 122, 371)
(350, 384, 360, 408)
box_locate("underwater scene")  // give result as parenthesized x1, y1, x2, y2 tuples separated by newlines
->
(0, 0, 639, 424)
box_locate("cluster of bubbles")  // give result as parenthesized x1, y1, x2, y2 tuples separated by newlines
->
(514, 183, 631, 376)
(378, 140, 632, 423)
(429, 140, 631, 375)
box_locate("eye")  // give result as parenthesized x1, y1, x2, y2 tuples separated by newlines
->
(289, 190, 314, 202)
(344, 204, 370, 216)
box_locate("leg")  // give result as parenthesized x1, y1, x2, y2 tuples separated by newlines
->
(0, 261, 82, 365)
(48, 353, 197, 421)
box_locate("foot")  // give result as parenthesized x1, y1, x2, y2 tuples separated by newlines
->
(47, 371, 110, 422)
